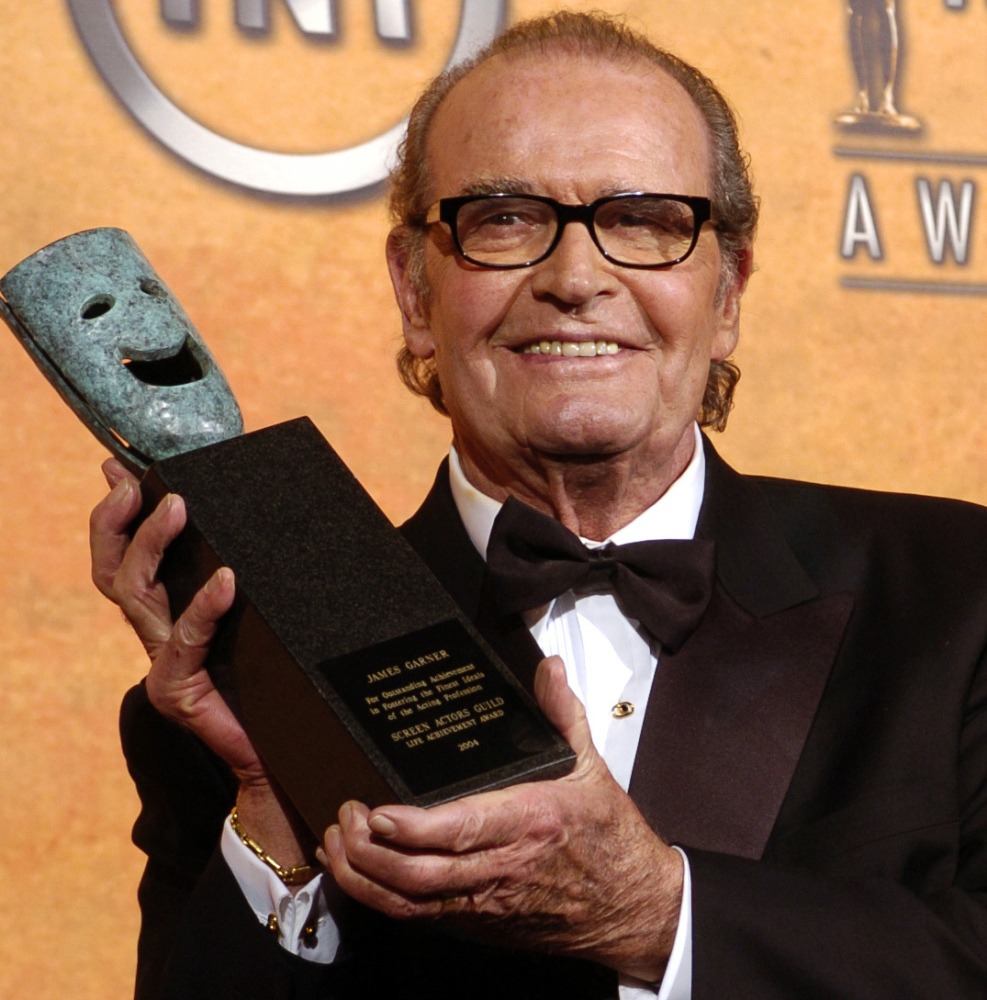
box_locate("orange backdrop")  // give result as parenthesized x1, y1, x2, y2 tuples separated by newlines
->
(2, 1, 986, 995)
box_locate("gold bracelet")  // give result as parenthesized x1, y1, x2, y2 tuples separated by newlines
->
(229, 806, 320, 887)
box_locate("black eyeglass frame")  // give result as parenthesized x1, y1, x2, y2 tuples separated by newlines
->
(424, 192, 714, 271)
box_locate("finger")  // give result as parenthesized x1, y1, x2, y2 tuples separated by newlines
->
(146, 567, 236, 719)
(325, 812, 444, 920)
(112, 493, 187, 643)
(147, 568, 264, 775)
(338, 802, 494, 906)
(101, 457, 136, 490)
(364, 778, 556, 855)
(149, 567, 236, 691)
(534, 655, 595, 758)
(89, 476, 142, 599)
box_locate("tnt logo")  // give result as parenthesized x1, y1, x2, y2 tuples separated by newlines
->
(160, 0, 412, 43)
(68, 0, 504, 197)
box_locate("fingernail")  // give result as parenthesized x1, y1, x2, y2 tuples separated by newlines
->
(155, 494, 175, 517)
(107, 479, 132, 505)
(204, 567, 232, 594)
(325, 826, 341, 856)
(338, 802, 353, 826)
(315, 846, 328, 867)
(368, 813, 397, 838)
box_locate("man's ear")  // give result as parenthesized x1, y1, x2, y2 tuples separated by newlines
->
(711, 242, 753, 361)
(386, 228, 435, 359)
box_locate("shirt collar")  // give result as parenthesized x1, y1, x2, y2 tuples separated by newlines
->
(448, 423, 706, 561)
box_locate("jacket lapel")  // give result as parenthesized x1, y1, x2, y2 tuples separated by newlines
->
(628, 439, 853, 859)
(628, 584, 852, 859)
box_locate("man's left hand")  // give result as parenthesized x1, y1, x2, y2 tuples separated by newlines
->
(321, 656, 683, 982)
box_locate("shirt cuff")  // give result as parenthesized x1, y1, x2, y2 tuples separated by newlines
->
(220, 814, 341, 964)
(618, 845, 693, 1000)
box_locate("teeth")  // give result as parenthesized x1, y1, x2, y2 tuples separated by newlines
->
(520, 340, 621, 356)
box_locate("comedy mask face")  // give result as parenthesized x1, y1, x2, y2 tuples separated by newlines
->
(0, 228, 242, 473)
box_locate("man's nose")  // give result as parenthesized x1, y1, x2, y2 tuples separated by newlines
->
(529, 220, 618, 306)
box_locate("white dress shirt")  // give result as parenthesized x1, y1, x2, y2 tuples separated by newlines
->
(223, 424, 705, 999)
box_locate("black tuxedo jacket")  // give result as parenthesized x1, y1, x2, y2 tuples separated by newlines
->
(120, 438, 987, 999)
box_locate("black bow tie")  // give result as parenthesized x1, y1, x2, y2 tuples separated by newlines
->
(485, 497, 715, 653)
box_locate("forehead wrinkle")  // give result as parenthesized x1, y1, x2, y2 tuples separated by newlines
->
(458, 177, 536, 197)
(455, 179, 701, 202)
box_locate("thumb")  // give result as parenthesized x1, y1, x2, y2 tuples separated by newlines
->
(533, 655, 594, 758)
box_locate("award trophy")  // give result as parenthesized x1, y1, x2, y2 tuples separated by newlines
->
(0, 229, 575, 835)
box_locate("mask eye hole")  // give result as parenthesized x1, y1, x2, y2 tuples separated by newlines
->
(81, 295, 115, 320)
(139, 278, 167, 299)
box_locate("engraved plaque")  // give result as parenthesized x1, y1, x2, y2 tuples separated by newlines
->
(325, 621, 562, 803)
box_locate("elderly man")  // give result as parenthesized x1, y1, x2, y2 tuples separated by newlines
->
(90, 11, 987, 1000)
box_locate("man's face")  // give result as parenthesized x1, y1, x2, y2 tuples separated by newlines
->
(390, 51, 746, 499)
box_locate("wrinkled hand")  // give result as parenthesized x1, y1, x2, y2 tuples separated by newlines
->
(90, 457, 260, 778)
(321, 656, 684, 981)
(90, 459, 313, 861)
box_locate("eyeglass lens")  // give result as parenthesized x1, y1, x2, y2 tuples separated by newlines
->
(454, 196, 698, 267)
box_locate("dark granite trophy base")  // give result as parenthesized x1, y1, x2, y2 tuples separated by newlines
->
(140, 417, 575, 835)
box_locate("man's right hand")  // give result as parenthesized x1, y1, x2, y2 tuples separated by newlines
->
(90, 458, 314, 865)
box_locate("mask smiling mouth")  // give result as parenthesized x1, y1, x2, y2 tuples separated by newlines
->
(515, 339, 623, 357)
(122, 336, 206, 386)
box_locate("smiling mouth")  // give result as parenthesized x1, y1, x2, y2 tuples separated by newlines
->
(516, 339, 623, 357)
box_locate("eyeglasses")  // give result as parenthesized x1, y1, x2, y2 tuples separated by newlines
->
(424, 192, 713, 270)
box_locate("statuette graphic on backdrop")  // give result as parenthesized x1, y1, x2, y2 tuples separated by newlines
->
(837, 0, 921, 132)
